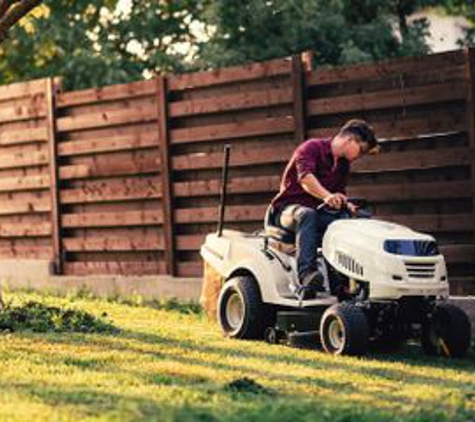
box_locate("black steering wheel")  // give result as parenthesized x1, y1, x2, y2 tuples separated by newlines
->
(319, 197, 371, 219)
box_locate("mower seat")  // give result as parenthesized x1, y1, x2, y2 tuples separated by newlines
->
(264, 205, 295, 244)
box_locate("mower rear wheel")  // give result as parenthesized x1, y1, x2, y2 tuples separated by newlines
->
(217, 275, 266, 340)
(421, 303, 471, 358)
(320, 303, 369, 356)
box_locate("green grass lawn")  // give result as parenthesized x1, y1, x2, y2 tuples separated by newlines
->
(0, 291, 474, 422)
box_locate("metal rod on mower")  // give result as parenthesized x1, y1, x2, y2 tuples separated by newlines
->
(217, 144, 231, 237)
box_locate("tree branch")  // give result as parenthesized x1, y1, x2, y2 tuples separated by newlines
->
(0, 1, 19, 18)
(0, 0, 41, 44)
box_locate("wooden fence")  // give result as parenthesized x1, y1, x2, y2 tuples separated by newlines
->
(0, 49, 474, 294)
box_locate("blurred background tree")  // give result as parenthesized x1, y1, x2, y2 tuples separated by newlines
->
(443, 0, 475, 46)
(0, 0, 42, 44)
(0, 0, 203, 89)
(0, 0, 472, 90)
(196, 0, 438, 68)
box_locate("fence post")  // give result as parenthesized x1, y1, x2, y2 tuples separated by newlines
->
(465, 49, 475, 239)
(464, 47, 475, 294)
(45, 77, 63, 274)
(292, 53, 308, 144)
(156, 75, 176, 276)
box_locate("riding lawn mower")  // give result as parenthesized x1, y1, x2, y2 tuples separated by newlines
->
(200, 146, 472, 357)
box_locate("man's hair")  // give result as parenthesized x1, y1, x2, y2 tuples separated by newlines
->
(339, 119, 378, 152)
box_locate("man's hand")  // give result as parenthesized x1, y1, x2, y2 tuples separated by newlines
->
(323, 193, 347, 210)
(347, 202, 359, 216)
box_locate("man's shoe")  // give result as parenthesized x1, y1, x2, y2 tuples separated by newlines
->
(300, 271, 325, 292)
(296, 285, 330, 301)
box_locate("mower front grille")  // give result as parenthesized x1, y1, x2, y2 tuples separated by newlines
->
(405, 262, 436, 279)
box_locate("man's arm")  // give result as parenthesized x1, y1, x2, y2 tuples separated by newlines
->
(300, 174, 346, 209)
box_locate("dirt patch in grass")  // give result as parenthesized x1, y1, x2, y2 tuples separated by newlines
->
(0, 301, 118, 333)
(225, 377, 273, 395)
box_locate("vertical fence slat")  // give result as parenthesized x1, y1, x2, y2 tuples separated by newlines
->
(45, 77, 63, 274)
(465, 48, 475, 246)
(292, 54, 307, 144)
(465, 47, 475, 295)
(157, 75, 176, 275)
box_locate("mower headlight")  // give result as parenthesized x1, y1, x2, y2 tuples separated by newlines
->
(383, 240, 439, 257)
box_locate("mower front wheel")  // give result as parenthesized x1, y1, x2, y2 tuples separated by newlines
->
(320, 303, 369, 356)
(217, 275, 266, 340)
(421, 303, 471, 358)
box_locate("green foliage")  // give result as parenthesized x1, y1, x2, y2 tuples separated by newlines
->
(105, 294, 203, 315)
(195, 0, 433, 69)
(0, 0, 466, 90)
(443, 0, 475, 46)
(0, 0, 203, 89)
(0, 300, 117, 333)
(0, 1, 120, 89)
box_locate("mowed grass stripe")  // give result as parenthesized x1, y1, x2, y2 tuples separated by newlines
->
(0, 291, 473, 422)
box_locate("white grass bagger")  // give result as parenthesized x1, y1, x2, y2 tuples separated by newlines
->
(200, 145, 472, 357)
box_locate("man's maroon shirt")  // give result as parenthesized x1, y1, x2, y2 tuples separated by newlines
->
(271, 138, 350, 210)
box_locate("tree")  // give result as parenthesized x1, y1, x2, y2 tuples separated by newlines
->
(195, 0, 436, 69)
(0, 0, 454, 90)
(443, 0, 475, 46)
(0, 0, 203, 89)
(0, 0, 42, 44)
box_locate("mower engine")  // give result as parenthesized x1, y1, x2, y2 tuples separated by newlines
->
(322, 219, 449, 300)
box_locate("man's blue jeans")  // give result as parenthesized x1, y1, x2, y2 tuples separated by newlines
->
(276, 205, 349, 284)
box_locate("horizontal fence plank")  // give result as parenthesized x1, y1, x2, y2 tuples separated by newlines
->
(0, 244, 53, 259)
(307, 82, 466, 116)
(177, 261, 203, 277)
(174, 175, 281, 197)
(58, 132, 158, 157)
(57, 108, 157, 132)
(63, 261, 165, 275)
(168, 58, 291, 91)
(353, 147, 471, 173)
(171, 209, 467, 232)
(0, 126, 48, 146)
(176, 234, 205, 251)
(450, 277, 475, 295)
(62, 210, 163, 228)
(308, 113, 466, 141)
(172, 144, 295, 171)
(0, 223, 52, 238)
(348, 180, 471, 202)
(175, 204, 267, 224)
(0, 102, 47, 124)
(170, 117, 294, 144)
(63, 236, 164, 252)
(0, 174, 50, 192)
(440, 244, 475, 263)
(307, 51, 465, 86)
(60, 177, 162, 204)
(379, 213, 474, 233)
(0, 79, 46, 102)
(0, 198, 51, 215)
(0, 150, 49, 170)
(169, 86, 293, 118)
(56, 80, 156, 108)
(59, 154, 160, 180)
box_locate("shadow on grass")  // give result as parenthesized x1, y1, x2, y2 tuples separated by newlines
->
(1, 376, 457, 422)
(15, 327, 475, 419)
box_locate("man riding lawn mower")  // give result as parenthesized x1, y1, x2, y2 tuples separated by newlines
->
(200, 120, 472, 357)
